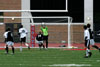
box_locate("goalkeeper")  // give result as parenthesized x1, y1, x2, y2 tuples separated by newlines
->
(41, 23, 49, 49)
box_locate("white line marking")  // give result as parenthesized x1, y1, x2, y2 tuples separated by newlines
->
(43, 64, 91, 67)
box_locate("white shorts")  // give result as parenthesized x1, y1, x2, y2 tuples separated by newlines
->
(90, 39, 95, 45)
(6, 41, 14, 46)
(36, 41, 43, 44)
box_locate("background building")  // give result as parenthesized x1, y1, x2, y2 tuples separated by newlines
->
(0, 0, 95, 44)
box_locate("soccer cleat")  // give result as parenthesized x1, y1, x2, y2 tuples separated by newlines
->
(99, 48, 100, 52)
(43, 48, 45, 50)
(84, 56, 89, 58)
(28, 46, 30, 50)
(5, 52, 8, 54)
(45, 48, 48, 50)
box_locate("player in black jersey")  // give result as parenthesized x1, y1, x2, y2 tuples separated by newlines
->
(87, 24, 100, 52)
(36, 31, 45, 50)
(4, 28, 14, 54)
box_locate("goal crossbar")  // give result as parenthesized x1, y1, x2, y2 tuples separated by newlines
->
(0, 16, 70, 19)
(0, 10, 68, 12)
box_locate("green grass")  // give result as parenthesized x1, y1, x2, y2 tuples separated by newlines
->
(0, 48, 100, 67)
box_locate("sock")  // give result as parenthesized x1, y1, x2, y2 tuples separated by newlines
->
(87, 49, 90, 52)
(86, 49, 89, 56)
(12, 47, 14, 54)
(28, 46, 30, 50)
(93, 45, 99, 50)
(20, 46, 22, 52)
(46, 41, 48, 48)
(39, 44, 41, 50)
(43, 45, 45, 49)
(5, 46, 8, 53)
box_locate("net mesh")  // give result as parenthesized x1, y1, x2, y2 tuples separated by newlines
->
(0, 16, 84, 48)
(70, 25, 84, 46)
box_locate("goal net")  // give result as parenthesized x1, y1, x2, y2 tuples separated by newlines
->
(0, 11, 84, 48)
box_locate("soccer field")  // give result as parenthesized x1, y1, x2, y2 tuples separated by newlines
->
(0, 48, 100, 67)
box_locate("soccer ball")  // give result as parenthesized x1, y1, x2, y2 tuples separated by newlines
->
(12, 17, 15, 20)
(87, 17, 91, 21)
(41, 22, 45, 25)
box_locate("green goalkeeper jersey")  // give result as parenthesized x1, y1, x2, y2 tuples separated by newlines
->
(41, 26, 48, 36)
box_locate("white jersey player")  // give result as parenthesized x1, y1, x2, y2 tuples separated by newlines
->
(84, 25, 92, 58)
(19, 25, 30, 51)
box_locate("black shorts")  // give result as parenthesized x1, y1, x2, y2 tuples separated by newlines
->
(20, 37, 26, 42)
(43, 35, 48, 40)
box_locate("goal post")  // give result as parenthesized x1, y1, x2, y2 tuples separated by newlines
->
(0, 11, 84, 48)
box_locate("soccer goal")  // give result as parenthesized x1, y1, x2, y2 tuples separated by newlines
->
(0, 11, 84, 48)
